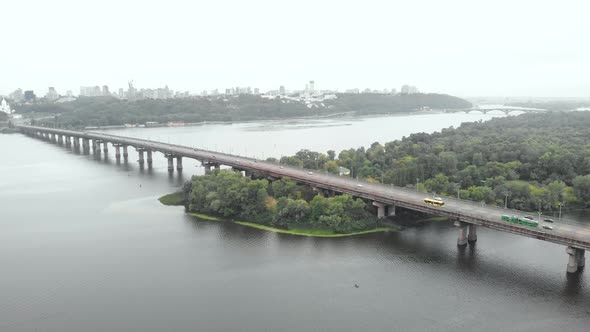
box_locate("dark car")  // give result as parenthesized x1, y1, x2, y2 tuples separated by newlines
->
(543, 218, 555, 223)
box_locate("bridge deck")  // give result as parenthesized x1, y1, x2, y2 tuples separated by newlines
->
(18, 125, 590, 250)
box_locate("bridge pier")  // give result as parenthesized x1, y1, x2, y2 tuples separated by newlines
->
(176, 156, 183, 171)
(387, 204, 396, 217)
(372, 202, 386, 219)
(64, 136, 71, 147)
(457, 222, 468, 246)
(114, 144, 121, 159)
(167, 155, 174, 172)
(83, 138, 90, 152)
(58, 135, 64, 145)
(138, 149, 145, 164)
(567, 247, 585, 273)
(93, 140, 101, 153)
(123, 146, 128, 159)
(147, 151, 153, 167)
(468, 224, 477, 243)
(103, 142, 109, 153)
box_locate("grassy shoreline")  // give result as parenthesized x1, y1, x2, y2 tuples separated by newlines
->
(165, 196, 396, 237)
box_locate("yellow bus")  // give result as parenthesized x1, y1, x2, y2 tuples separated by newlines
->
(424, 197, 445, 207)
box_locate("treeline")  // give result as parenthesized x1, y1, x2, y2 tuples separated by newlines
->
(181, 170, 378, 233)
(274, 112, 590, 212)
(507, 101, 590, 112)
(16, 93, 471, 128)
(325, 93, 471, 114)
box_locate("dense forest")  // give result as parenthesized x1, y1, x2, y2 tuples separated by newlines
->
(274, 112, 590, 213)
(16, 93, 471, 128)
(180, 170, 379, 233)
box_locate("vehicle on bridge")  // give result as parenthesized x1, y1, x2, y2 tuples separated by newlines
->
(501, 215, 539, 228)
(424, 197, 444, 207)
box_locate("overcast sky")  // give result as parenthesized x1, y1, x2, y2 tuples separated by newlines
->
(1, 0, 589, 97)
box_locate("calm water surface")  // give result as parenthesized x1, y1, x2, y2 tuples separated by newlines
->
(1, 113, 589, 331)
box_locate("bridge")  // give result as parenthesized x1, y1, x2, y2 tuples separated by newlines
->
(445, 106, 547, 115)
(17, 125, 590, 273)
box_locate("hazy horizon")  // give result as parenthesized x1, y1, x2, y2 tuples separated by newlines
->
(2, 0, 589, 98)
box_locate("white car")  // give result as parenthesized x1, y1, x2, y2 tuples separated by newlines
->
(542, 225, 553, 230)
(356, 184, 363, 188)
(307, 171, 313, 175)
(279, 166, 284, 169)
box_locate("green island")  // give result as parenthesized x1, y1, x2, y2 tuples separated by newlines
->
(159, 171, 396, 237)
(14, 93, 471, 128)
(275, 111, 590, 213)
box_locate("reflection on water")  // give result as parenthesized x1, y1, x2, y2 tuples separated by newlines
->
(2, 114, 590, 331)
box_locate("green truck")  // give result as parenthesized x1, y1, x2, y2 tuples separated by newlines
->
(501, 215, 539, 228)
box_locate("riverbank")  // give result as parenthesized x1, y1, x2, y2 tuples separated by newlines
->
(160, 193, 397, 237)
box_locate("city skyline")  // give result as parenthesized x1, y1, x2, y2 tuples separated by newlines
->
(1, 0, 589, 97)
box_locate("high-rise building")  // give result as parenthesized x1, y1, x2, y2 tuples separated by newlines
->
(309, 80, 315, 92)
(24, 90, 36, 102)
(46, 87, 59, 101)
(102, 85, 110, 96)
(279, 85, 286, 95)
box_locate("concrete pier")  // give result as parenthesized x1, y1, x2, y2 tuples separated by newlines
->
(167, 156, 174, 171)
(214, 163, 220, 170)
(114, 145, 121, 159)
(147, 151, 153, 166)
(457, 222, 468, 246)
(567, 247, 585, 273)
(468, 224, 477, 243)
(93, 140, 101, 153)
(176, 156, 183, 171)
(65, 136, 71, 147)
(103, 142, 109, 153)
(83, 138, 90, 152)
(387, 204, 396, 216)
(58, 135, 64, 145)
(138, 150, 145, 164)
(372, 202, 386, 219)
(123, 146, 128, 159)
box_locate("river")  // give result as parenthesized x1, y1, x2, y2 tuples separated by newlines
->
(1, 112, 589, 331)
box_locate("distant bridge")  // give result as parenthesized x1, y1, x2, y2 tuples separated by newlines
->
(445, 106, 547, 115)
(17, 125, 589, 274)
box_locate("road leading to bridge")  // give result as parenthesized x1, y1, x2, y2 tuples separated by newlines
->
(17, 125, 590, 273)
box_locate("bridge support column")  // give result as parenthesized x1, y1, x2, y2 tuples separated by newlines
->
(468, 224, 477, 243)
(65, 136, 71, 147)
(167, 155, 174, 172)
(93, 140, 101, 153)
(103, 142, 109, 153)
(176, 156, 183, 171)
(214, 163, 220, 170)
(387, 204, 396, 216)
(372, 202, 386, 219)
(567, 247, 585, 273)
(138, 150, 145, 164)
(58, 135, 64, 145)
(204, 164, 212, 173)
(244, 169, 251, 177)
(457, 222, 468, 246)
(123, 146, 128, 159)
(83, 138, 90, 152)
(73, 137, 80, 149)
(114, 145, 121, 159)
(147, 151, 153, 167)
